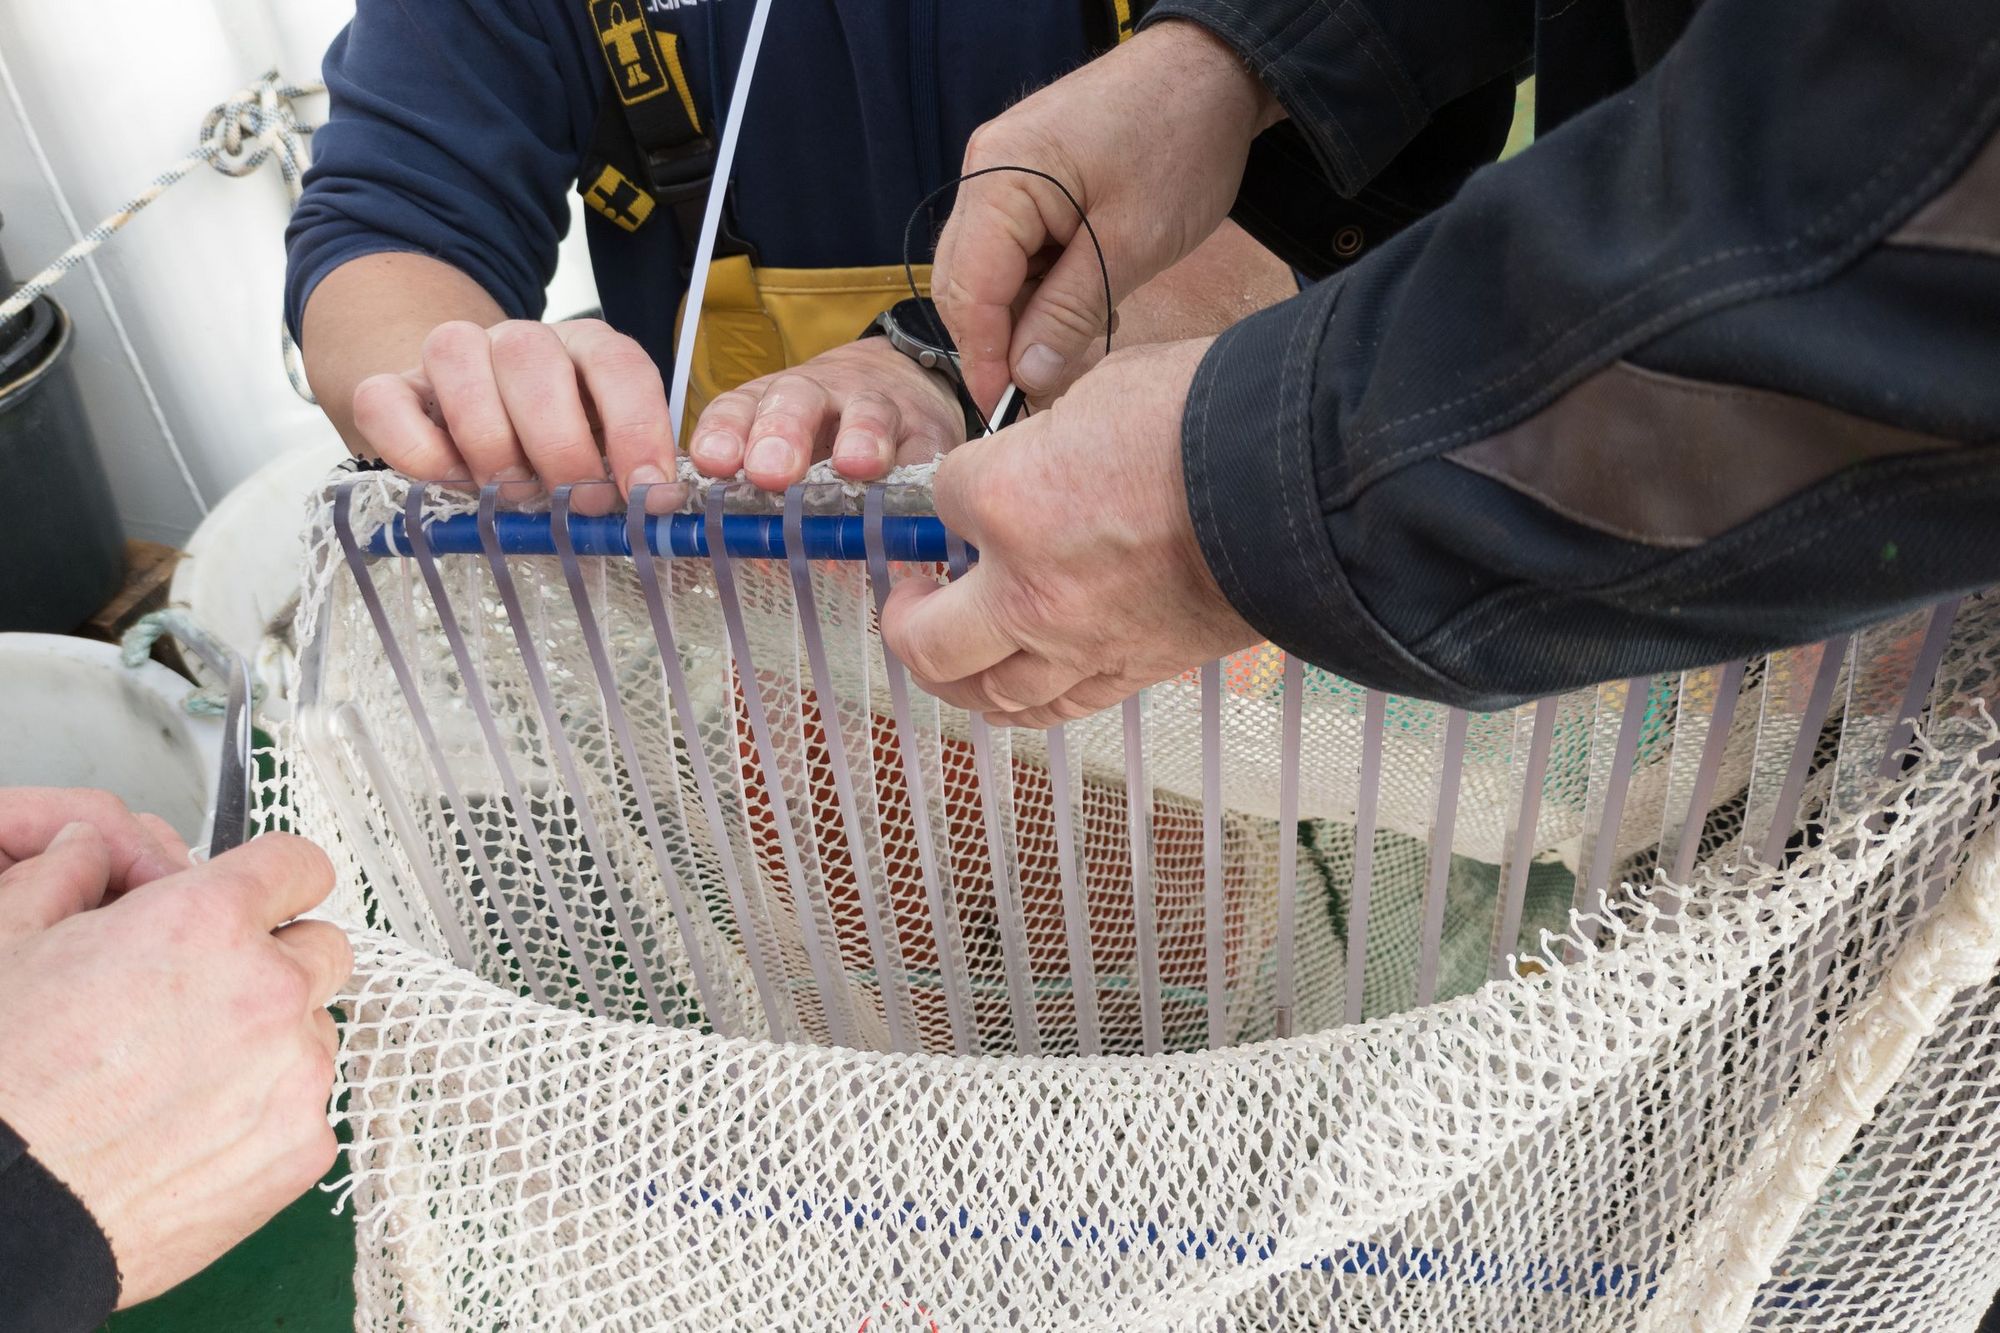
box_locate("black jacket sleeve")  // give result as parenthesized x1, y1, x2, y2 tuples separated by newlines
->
(1170, 0, 2000, 709)
(0, 1117, 119, 1332)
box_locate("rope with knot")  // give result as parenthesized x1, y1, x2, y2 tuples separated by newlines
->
(0, 69, 323, 401)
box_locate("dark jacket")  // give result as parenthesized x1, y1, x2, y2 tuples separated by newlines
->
(1157, 0, 2000, 709)
(0, 1117, 119, 1332)
(285, 0, 1110, 367)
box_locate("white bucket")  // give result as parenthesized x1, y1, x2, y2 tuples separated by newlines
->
(0, 633, 222, 845)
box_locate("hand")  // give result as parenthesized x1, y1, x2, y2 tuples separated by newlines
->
(933, 20, 1280, 410)
(0, 787, 190, 898)
(686, 336, 967, 491)
(879, 338, 1258, 728)
(0, 813, 351, 1310)
(350, 318, 673, 514)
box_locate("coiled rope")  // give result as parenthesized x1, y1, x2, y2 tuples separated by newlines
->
(0, 68, 324, 401)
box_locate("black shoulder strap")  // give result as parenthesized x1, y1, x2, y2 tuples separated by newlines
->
(578, 0, 752, 267)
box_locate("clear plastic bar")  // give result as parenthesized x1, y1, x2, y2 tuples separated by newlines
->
(1045, 721, 1102, 1055)
(1754, 635, 1851, 866)
(1658, 662, 1747, 888)
(1489, 698, 1557, 979)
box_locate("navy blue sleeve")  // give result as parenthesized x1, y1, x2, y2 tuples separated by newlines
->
(1180, 0, 2000, 708)
(284, 0, 598, 340)
(0, 1117, 119, 1332)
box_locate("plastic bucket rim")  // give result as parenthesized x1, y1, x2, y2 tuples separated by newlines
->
(0, 296, 71, 404)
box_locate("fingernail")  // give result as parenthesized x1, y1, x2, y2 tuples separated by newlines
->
(627, 463, 679, 515)
(491, 465, 534, 488)
(692, 433, 736, 468)
(49, 821, 95, 849)
(1015, 344, 1066, 392)
(833, 430, 887, 471)
(746, 436, 792, 478)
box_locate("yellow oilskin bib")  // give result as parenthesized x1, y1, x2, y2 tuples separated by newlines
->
(678, 255, 931, 442)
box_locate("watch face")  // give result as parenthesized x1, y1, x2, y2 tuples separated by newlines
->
(886, 297, 956, 358)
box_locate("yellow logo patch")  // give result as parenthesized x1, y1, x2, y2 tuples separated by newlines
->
(582, 164, 655, 232)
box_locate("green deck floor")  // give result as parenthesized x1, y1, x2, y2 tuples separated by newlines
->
(101, 1161, 355, 1332)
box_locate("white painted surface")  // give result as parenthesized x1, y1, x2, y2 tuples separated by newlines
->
(0, 633, 223, 844)
(0, 0, 600, 545)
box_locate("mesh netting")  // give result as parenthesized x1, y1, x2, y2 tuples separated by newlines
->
(272, 472, 2000, 1330)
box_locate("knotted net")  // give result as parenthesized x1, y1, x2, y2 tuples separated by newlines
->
(269, 471, 2000, 1330)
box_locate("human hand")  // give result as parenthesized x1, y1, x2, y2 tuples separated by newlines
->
(0, 787, 189, 897)
(0, 819, 351, 1309)
(350, 318, 673, 514)
(933, 20, 1280, 410)
(878, 338, 1258, 728)
(686, 335, 968, 492)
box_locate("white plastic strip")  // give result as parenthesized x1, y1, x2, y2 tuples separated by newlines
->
(1201, 661, 1229, 1048)
(1490, 697, 1558, 978)
(1756, 635, 1851, 866)
(705, 486, 858, 1048)
(785, 486, 915, 1050)
(1123, 692, 1166, 1053)
(1046, 723, 1102, 1054)
(1271, 655, 1305, 1038)
(666, 0, 776, 441)
(1345, 690, 1387, 1025)
(1414, 707, 1470, 1008)
(949, 534, 1040, 1053)
(865, 488, 975, 1054)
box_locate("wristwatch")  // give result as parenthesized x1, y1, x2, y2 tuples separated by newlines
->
(861, 297, 1020, 439)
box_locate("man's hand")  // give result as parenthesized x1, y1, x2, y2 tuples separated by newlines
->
(933, 20, 1280, 411)
(879, 339, 1258, 728)
(0, 807, 351, 1310)
(687, 336, 967, 491)
(350, 316, 674, 514)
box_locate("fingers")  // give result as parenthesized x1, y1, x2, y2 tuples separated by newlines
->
(557, 320, 674, 508)
(934, 183, 1047, 414)
(830, 389, 904, 479)
(1007, 235, 1116, 398)
(134, 814, 192, 876)
(416, 321, 529, 484)
(987, 674, 1140, 729)
(880, 570, 1019, 691)
(688, 382, 766, 479)
(308, 1008, 339, 1063)
(741, 374, 836, 490)
(0, 822, 112, 938)
(198, 834, 338, 933)
(272, 919, 355, 1011)
(487, 321, 608, 509)
(0, 787, 188, 890)
(350, 371, 462, 479)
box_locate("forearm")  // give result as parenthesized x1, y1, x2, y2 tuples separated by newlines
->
(300, 252, 506, 453)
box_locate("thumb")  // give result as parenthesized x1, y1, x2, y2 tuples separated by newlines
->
(1006, 235, 1119, 399)
(0, 823, 113, 942)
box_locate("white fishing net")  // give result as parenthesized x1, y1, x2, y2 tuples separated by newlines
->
(269, 471, 2000, 1330)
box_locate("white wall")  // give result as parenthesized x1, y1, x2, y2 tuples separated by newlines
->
(0, 0, 598, 544)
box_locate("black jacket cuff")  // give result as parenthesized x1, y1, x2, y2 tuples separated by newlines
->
(1181, 284, 1463, 700)
(0, 1117, 120, 1333)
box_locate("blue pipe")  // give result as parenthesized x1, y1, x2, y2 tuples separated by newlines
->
(363, 511, 957, 562)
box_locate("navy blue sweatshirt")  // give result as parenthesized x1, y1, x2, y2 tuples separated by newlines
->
(287, 0, 1102, 369)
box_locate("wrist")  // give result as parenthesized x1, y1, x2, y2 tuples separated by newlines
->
(842, 335, 971, 443)
(1141, 18, 1284, 136)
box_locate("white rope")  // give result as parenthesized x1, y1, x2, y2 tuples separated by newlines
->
(1638, 799, 2000, 1331)
(0, 68, 324, 403)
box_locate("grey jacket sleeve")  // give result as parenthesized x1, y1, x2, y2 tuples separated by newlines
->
(1169, 0, 2000, 708)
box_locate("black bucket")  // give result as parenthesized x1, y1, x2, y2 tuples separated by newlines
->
(0, 288, 127, 632)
